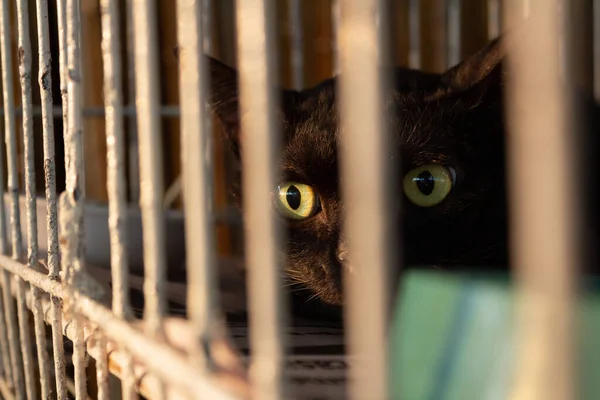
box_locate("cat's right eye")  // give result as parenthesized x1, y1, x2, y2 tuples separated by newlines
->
(275, 182, 320, 220)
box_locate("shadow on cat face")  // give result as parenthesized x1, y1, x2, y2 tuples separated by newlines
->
(205, 38, 509, 306)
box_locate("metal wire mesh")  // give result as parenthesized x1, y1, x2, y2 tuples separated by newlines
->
(0, 0, 588, 399)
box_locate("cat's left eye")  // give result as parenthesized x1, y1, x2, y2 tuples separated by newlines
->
(403, 164, 455, 207)
(275, 182, 320, 220)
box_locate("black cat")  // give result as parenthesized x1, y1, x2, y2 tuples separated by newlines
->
(206, 36, 600, 313)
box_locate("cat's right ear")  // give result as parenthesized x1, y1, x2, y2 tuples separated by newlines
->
(206, 56, 242, 159)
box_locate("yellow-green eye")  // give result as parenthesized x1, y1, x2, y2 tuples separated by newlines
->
(275, 182, 320, 220)
(403, 164, 454, 207)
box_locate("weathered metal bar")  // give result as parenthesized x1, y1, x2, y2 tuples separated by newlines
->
(176, 0, 219, 367)
(126, 0, 140, 203)
(235, 1, 287, 399)
(131, 0, 167, 341)
(99, 0, 138, 398)
(15, 1, 50, 398)
(95, 333, 110, 400)
(504, 2, 576, 399)
(336, 1, 395, 399)
(408, 0, 421, 69)
(0, 289, 11, 388)
(0, 0, 26, 396)
(488, 0, 501, 40)
(63, 0, 88, 397)
(446, 0, 461, 67)
(288, 0, 304, 89)
(34, 0, 67, 395)
(2, 105, 184, 118)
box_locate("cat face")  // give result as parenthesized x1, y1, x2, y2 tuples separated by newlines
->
(207, 39, 510, 305)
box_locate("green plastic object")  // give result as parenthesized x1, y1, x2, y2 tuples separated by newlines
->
(388, 270, 600, 400)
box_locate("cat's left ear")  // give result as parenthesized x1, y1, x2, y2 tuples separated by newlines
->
(429, 37, 505, 101)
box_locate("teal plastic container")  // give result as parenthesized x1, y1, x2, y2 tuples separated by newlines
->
(388, 270, 600, 400)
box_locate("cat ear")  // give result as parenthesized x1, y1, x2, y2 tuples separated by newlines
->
(427, 37, 505, 101)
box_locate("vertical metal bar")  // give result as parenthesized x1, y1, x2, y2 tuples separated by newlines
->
(331, 0, 341, 75)
(488, 0, 501, 40)
(446, 0, 461, 67)
(132, 0, 167, 336)
(594, 0, 600, 100)
(0, 0, 26, 397)
(408, 0, 421, 69)
(288, 0, 304, 89)
(35, 0, 67, 395)
(235, 1, 287, 399)
(131, 2, 167, 397)
(0, 290, 10, 388)
(176, 0, 219, 366)
(0, 276, 20, 397)
(57, 0, 69, 170)
(336, 1, 395, 399)
(62, 0, 88, 398)
(504, 1, 576, 399)
(202, 0, 213, 55)
(99, 1, 138, 398)
(95, 334, 109, 400)
(126, 0, 140, 202)
(15, 1, 51, 399)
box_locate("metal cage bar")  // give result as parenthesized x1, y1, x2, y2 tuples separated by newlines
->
(504, 1, 577, 398)
(288, 0, 304, 89)
(99, 0, 138, 398)
(235, 0, 287, 399)
(488, 0, 502, 40)
(131, 0, 168, 397)
(446, 0, 461, 67)
(0, 0, 25, 396)
(336, 1, 396, 400)
(176, 0, 219, 366)
(15, 1, 54, 398)
(36, 0, 68, 395)
(60, 0, 89, 397)
(409, 0, 421, 69)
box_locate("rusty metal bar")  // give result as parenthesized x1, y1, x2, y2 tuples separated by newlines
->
(62, 0, 88, 397)
(176, 0, 219, 367)
(235, 0, 287, 399)
(132, 0, 167, 337)
(99, 0, 138, 398)
(408, 0, 421, 69)
(336, 1, 395, 399)
(447, 0, 461, 67)
(34, 0, 67, 395)
(0, 0, 26, 396)
(288, 0, 304, 89)
(95, 333, 110, 400)
(504, 2, 576, 399)
(15, 1, 52, 398)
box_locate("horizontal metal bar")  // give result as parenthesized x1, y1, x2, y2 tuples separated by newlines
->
(0, 105, 182, 118)
(0, 251, 245, 399)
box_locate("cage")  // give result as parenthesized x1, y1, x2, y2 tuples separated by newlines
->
(0, 0, 593, 399)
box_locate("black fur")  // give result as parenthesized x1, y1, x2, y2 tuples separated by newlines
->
(206, 37, 600, 310)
